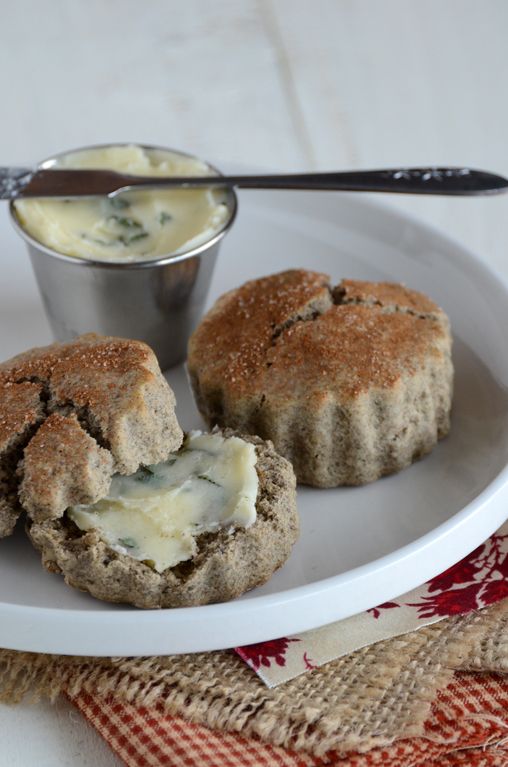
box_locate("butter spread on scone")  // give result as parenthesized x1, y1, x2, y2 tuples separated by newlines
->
(28, 430, 298, 608)
(67, 432, 258, 572)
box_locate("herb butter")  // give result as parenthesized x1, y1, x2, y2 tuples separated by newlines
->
(67, 432, 258, 573)
(14, 145, 230, 263)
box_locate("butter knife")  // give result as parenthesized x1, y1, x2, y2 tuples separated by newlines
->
(2, 165, 507, 199)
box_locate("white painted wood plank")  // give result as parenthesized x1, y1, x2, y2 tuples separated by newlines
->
(267, 0, 508, 169)
(267, 0, 508, 275)
(0, 0, 305, 169)
(0, 699, 122, 767)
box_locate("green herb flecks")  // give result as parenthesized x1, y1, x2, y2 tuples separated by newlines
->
(105, 213, 150, 245)
(159, 211, 173, 225)
(136, 465, 155, 482)
(118, 537, 137, 549)
(108, 214, 143, 229)
(123, 231, 149, 245)
(109, 196, 130, 210)
(197, 474, 221, 487)
(81, 233, 115, 247)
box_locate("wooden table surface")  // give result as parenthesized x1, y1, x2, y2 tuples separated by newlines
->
(1, 1, 507, 764)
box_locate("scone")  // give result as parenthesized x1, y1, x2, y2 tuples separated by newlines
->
(188, 270, 453, 487)
(0, 334, 182, 536)
(27, 430, 298, 608)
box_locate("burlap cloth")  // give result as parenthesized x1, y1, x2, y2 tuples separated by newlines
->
(1, 600, 508, 758)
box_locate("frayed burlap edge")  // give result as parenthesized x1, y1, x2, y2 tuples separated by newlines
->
(0, 603, 506, 758)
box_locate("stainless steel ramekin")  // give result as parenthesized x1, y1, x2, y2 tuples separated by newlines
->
(9, 144, 237, 370)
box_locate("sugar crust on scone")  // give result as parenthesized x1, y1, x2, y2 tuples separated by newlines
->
(0, 334, 182, 534)
(188, 270, 453, 487)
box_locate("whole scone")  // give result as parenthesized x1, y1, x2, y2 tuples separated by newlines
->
(0, 334, 182, 536)
(188, 270, 453, 487)
(27, 431, 298, 608)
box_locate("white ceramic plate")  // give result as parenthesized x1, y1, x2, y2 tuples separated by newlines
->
(1, 189, 508, 656)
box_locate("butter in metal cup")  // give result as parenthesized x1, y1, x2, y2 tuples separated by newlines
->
(9, 144, 237, 369)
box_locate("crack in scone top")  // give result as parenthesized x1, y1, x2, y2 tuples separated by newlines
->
(188, 269, 450, 402)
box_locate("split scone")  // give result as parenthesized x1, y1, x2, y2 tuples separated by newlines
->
(0, 334, 298, 606)
(0, 334, 182, 537)
(188, 270, 453, 487)
(27, 430, 298, 608)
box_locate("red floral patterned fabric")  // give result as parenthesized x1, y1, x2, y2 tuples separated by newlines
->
(408, 534, 508, 617)
(236, 637, 300, 670)
(236, 528, 508, 685)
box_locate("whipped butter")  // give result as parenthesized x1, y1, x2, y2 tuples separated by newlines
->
(14, 145, 230, 263)
(67, 432, 258, 573)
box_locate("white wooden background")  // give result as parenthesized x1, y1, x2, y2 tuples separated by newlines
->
(1, 1, 507, 764)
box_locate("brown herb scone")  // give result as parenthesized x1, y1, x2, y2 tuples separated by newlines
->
(27, 431, 298, 608)
(0, 334, 182, 535)
(188, 270, 453, 487)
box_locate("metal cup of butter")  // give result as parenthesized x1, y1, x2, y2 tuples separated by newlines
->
(9, 144, 237, 370)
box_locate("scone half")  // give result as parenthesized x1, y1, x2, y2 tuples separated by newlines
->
(0, 333, 183, 536)
(27, 431, 298, 608)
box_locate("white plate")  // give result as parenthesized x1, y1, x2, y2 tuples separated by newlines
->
(1, 190, 508, 656)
